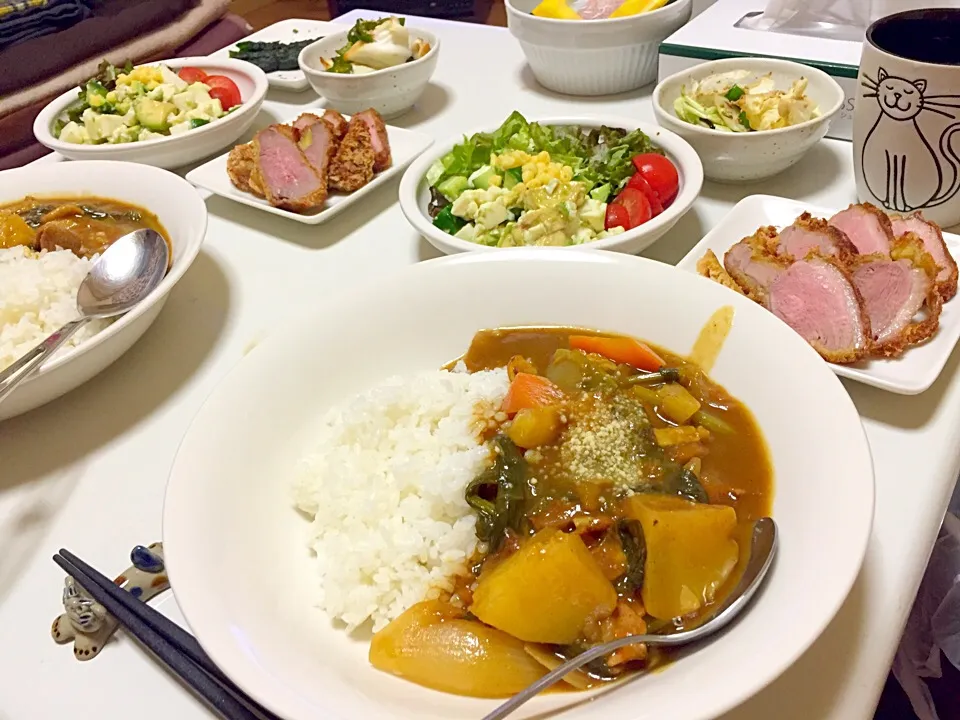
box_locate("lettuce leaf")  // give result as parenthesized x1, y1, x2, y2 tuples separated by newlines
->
(429, 112, 662, 193)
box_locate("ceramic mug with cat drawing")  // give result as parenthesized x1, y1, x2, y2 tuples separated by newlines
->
(855, 8, 960, 230)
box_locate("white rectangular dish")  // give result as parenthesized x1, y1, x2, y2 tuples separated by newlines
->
(676, 194, 960, 395)
(211, 19, 348, 92)
(185, 116, 434, 226)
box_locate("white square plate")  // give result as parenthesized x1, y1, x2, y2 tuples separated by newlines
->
(185, 117, 434, 226)
(676, 194, 960, 395)
(211, 19, 348, 92)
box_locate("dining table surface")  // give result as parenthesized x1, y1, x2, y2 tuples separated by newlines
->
(2, 5, 960, 720)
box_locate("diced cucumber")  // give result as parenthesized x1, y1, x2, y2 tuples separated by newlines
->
(189, 118, 210, 129)
(469, 164, 497, 189)
(436, 175, 468, 200)
(134, 98, 174, 132)
(433, 206, 466, 235)
(503, 167, 523, 189)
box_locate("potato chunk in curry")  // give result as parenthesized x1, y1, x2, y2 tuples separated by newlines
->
(623, 494, 739, 620)
(470, 527, 618, 644)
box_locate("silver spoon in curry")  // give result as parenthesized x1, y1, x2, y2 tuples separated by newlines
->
(0, 228, 169, 406)
(482, 516, 778, 720)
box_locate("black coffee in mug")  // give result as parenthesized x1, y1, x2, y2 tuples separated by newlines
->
(869, 9, 960, 66)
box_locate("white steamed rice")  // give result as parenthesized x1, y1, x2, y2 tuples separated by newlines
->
(294, 367, 510, 632)
(0, 246, 111, 371)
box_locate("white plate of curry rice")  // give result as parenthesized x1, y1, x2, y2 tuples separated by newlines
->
(185, 108, 433, 225)
(164, 249, 874, 720)
(679, 194, 960, 395)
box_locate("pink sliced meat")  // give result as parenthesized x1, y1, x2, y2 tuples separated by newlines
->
(297, 118, 338, 179)
(777, 213, 858, 263)
(851, 254, 939, 355)
(353, 108, 392, 172)
(891, 212, 958, 301)
(765, 257, 871, 363)
(253, 125, 327, 212)
(828, 203, 894, 255)
(723, 237, 787, 302)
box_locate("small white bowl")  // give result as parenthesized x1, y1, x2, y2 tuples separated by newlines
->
(298, 28, 440, 119)
(33, 57, 268, 170)
(399, 116, 703, 256)
(0, 161, 207, 421)
(652, 57, 845, 183)
(506, 0, 692, 96)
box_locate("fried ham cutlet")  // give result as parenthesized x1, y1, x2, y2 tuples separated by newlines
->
(352, 108, 391, 172)
(227, 142, 263, 197)
(251, 124, 327, 212)
(697, 250, 744, 295)
(297, 118, 339, 182)
(328, 116, 375, 192)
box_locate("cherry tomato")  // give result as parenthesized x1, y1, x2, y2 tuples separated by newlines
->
(178, 67, 208, 84)
(204, 75, 242, 110)
(605, 203, 631, 231)
(612, 188, 652, 229)
(626, 173, 664, 216)
(632, 153, 680, 207)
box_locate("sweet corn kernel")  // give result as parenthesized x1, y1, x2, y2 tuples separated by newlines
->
(489, 174, 503, 187)
(536, 151, 550, 163)
(560, 166, 574, 182)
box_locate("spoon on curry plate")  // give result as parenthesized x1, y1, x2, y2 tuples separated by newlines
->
(0, 228, 169, 406)
(483, 516, 779, 720)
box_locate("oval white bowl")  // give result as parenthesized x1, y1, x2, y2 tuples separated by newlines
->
(163, 249, 874, 720)
(652, 57, 845, 183)
(33, 57, 268, 170)
(505, 0, 692, 95)
(298, 28, 440, 119)
(399, 116, 703, 256)
(0, 161, 207, 421)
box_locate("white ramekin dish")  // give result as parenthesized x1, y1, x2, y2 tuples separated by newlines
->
(653, 57, 845, 183)
(298, 27, 440, 119)
(505, 0, 692, 96)
(34, 57, 267, 170)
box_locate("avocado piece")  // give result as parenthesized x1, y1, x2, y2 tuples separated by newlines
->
(134, 98, 174, 132)
(469, 164, 497, 189)
(503, 167, 523, 190)
(590, 183, 611, 203)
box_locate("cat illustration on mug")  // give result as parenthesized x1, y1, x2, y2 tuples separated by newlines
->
(860, 67, 960, 212)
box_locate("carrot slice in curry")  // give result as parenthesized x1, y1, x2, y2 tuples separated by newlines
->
(568, 335, 664, 372)
(501, 373, 563, 415)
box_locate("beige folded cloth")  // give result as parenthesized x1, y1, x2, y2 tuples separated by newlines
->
(0, 0, 230, 117)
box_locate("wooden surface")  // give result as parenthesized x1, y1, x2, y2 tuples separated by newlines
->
(230, 0, 506, 29)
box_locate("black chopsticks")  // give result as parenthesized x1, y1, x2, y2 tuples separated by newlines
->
(53, 549, 280, 720)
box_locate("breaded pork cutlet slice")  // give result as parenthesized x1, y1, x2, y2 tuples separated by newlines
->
(226, 142, 263, 197)
(352, 108, 392, 172)
(328, 116, 375, 193)
(297, 118, 339, 182)
(252, 124, 327, 212)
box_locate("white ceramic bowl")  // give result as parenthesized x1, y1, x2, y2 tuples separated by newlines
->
(163, 249, 874, 720)
(33, 57, 268, 170)
(399, 116, 703, 256)
(653, 57, 845, 183)
(506, 0, 692, 96)
(0, 161, 207, 421)
(298, 28, 440, 119)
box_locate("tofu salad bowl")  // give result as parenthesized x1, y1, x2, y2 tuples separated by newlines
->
(399, 112, 703, 255)
(34, 57, 268, 169)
